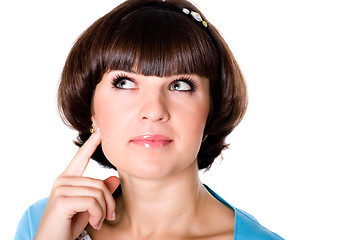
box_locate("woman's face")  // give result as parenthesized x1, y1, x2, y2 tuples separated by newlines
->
(92, 70, 210, 179)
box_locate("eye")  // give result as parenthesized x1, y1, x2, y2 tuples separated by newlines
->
(112, 77, 136, 90)
(169, 79, 195, 92)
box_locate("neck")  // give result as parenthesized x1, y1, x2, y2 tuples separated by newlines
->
(115, 161, 208, 236)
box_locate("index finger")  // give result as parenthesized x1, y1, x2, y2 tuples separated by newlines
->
(62, 128, 101, 176)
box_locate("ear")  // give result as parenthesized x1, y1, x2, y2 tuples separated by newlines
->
(91, 115, 98, 129)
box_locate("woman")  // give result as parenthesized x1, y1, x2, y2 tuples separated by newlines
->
(15, 0, 283, 239)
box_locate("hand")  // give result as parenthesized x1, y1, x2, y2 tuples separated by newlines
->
(34, 129, 120, 240)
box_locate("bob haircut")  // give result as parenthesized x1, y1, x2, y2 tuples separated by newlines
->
(58, 0, 247, 170)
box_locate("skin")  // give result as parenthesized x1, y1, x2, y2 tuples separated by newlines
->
(92, 71, 210, 180)
(35, 71, 235, 240)
(35, 130, 119, 239)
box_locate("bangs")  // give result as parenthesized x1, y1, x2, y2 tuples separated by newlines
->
(93, 5, 219, 78)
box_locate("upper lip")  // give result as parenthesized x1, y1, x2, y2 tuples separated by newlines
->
(131, 134, 172, 142)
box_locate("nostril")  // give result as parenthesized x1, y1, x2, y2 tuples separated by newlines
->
(141, 115, 166, 122)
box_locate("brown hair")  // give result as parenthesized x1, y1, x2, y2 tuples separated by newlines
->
(58, 0, 247, 170)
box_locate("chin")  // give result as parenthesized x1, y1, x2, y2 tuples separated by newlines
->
(113, 155, 196, 180)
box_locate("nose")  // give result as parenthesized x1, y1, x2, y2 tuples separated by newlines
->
(138, 91, 170, 123)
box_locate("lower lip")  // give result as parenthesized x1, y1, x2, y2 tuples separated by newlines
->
(130, 140, 172, 148)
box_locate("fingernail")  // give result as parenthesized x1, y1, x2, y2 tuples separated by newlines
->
(96, 221, 103, 230)
(93, 128, 101, 135)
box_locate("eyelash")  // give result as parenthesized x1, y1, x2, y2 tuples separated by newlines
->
(111, 74, 198, 92)
(111, 74, 135, 90)
(170, 77, 198, 92)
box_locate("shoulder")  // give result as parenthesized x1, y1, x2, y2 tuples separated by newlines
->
(14, 198, 48, 240)
(234, 207, 284, 240)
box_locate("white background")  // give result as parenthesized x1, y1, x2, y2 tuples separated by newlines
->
(1, 0, 359, 239)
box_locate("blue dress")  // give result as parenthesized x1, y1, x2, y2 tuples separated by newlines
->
(15, 185, 284, 239)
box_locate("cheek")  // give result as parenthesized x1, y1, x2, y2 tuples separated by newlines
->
(185, 95, 209, 126)
(93, 94, 132, 159)
(187, 106, 208, 132)
(173, 97, 210, 144)
(93, 89, 133, 130)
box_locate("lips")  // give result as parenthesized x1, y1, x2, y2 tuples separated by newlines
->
(130, 134, 173, 148)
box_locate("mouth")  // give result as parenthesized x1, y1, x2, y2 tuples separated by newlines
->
(130, 134, 173, 148)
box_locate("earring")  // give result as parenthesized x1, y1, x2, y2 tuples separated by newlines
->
(202, 135, 208, 143)
(90, 126, 95, 134)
